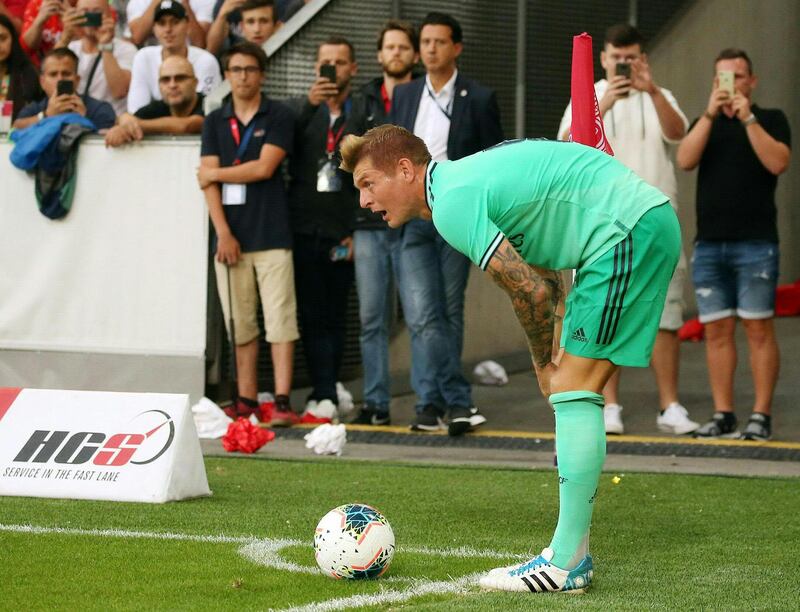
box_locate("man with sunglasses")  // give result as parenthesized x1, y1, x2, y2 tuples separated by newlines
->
(104, 55, 203, 146)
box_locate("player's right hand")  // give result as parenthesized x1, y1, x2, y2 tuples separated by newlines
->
(534, 361, 558, 398)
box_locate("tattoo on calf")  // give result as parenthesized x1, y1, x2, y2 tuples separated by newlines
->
(487, 242, 563, 370)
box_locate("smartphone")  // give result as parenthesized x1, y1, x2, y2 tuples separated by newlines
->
(319, 63, 337, 84)
(717, 70, 734, 97)
(329, 245, 349, 262)
(83, 11, 102, 27)
(614, 62, 631, 97)
(57, 80, 74, 96)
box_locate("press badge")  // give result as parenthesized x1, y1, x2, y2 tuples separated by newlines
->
(222, 183, 246, 205)
(317, 157, 342, 193)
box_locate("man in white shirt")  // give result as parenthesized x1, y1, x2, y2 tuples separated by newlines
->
(126, 0, 212, 47)
(57, 0, 136, 116)
(127, 0, 220, 113)
(558, 23, 697, 436)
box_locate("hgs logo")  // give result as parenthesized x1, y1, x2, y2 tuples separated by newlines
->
(12, 410, 175, 467)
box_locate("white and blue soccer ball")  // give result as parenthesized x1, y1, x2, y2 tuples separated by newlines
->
(313, 503, 395, 579)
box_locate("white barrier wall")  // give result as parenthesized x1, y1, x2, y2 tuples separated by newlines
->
(0, 137, 208, 398)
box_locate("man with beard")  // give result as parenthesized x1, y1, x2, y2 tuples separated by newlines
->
(104, 55, 204, 146)
(348, 19, 418, 426)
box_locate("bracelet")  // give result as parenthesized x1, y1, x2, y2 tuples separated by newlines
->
(703, 110, 715, 121)
(741, 114, 758, 127)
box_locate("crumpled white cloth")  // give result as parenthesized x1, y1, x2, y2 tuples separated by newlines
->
(304, 423, 347, 456)
(473, 360, 509, 386)
(336, 382, 354, 417)
(191, 397, 233, 439)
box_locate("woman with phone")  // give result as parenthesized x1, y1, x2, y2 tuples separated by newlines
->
(0, 13, 43, 121)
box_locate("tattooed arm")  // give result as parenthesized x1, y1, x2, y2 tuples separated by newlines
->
(486, 239, 563, 395)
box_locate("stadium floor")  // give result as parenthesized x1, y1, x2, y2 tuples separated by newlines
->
(205, 317, 800, 478)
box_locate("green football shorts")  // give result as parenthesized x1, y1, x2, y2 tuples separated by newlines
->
(561, 202, 681, 367)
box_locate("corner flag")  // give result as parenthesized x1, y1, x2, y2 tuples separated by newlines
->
(570, 32, 613, 156)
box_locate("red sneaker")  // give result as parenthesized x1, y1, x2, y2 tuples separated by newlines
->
(270, 409, 299, 427)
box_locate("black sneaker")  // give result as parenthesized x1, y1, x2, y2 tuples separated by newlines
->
(448, 406, 487, 437)
(409, 404, 444, 432)
(740, 413, 771, 441)
(693, 412, 739, 439)
(350, 405, 390, 426)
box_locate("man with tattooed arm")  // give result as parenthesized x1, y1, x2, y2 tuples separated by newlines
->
(339, 126, 679, 595)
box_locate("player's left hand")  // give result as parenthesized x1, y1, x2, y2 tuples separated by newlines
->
(630, 56, 657, 94)
(731, 92, 751, 121)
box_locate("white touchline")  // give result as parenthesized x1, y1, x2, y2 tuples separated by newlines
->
(2, 523, 524, 611)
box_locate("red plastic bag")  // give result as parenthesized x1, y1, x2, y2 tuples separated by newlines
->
(678, 318, 705, 342)
(222, 417, 275, 453)
(775, 281, 800, 317)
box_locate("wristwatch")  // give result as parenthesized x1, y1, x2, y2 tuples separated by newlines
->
(98, 42, 114, 53)
(37, 111, 44, 121)
(741, 114, 758, 127)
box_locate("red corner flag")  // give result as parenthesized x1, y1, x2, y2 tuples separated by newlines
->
(570, 32, 613, 156)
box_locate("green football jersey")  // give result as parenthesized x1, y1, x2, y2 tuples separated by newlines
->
(426, 139, 670, 270)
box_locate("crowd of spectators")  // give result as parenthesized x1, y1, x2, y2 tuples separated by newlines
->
(0, 2, 791, 441)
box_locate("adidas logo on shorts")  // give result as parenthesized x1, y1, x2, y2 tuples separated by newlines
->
(571, 327, 588, 342)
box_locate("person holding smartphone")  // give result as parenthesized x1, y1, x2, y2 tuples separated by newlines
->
(56, 0, 137, 116)
(558, 24, 697, 437)
(13, 46, 115, 128)
(283, 36, 366, 425)
(677, 48, 791, 442)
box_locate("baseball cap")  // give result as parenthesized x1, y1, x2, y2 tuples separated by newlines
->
(154, 0, 187, 22)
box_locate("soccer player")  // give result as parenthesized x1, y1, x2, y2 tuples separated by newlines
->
(339, 126, 680, 593)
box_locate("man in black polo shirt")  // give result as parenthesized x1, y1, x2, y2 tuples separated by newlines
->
(197, 41, 299, 426)
(677, 48, 791, 441)
(105, 56, 204, 147)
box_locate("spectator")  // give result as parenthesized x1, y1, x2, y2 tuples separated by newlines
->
(206, 0, 278, 57)
(197, 41, 299, 425)
(349, 19, 418, 427)
(20, 0, 77, 65)
(0, 13, 43, 120)
(0, 0, 26, 32)
(677, 48, 791, 441)
(285, 36, 363, 424)
(557, 23, 697, 436)
(127, 0, 211, 48)
(13, 46, 115, 128)
(127, 0, 220, 113)
(105, 55, 202, 146)
(391, 12, 503, 435)
(59, 0, 137, 117)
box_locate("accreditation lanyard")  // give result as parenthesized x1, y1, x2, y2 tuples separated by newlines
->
(425, 84, 453, 120)
(229, 117, 256, 165)
(326, 121, 345, 157)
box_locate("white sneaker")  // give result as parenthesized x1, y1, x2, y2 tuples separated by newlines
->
(479, 547, 593, 593)
(657, 402, 699, 435)
(603, 403, 624, 434)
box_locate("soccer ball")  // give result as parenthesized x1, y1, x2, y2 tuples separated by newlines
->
(313, 503, 395, 579)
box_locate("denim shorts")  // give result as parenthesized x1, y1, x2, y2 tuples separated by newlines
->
(691, 241, 779, 323)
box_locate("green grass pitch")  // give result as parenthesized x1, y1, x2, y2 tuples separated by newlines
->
(1, 456, 798, 610)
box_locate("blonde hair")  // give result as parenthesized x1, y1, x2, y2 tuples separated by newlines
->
(339, 125, 431, 174)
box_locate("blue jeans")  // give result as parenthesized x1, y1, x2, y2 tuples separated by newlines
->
(692, 240, 779, 323)
(353, 229, 395, 411)
(395, 219, 472, 411)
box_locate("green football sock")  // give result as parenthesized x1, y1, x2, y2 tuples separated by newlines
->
(547, 390, 606, 569)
